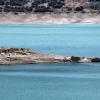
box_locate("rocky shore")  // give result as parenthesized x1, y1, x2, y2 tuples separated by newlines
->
(0, 48, 100, 65)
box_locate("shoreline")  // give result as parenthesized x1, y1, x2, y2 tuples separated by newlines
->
(0, 13, 100, 24)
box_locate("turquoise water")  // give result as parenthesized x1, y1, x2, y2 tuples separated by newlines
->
(0, 24, 100, 57)
(0, 24, 100, 100)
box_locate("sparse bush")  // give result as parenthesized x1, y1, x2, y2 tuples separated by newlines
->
(0, 7, 2, 12)
(75, 6, 84, 11)
(34, 6, 49, 12)
(0, 0, 4, 5)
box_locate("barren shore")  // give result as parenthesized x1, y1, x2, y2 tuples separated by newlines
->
(0, 13, 100, 24)
(0, 48, 100, 65)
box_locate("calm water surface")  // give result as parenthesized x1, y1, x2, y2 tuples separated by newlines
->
(0, 24, 100, 100)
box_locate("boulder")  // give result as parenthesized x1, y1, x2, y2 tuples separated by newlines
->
(71, 56, 80, 62)
(91, 58, 100, 62)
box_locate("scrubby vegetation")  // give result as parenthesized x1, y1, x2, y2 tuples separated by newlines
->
(0, 0, 100, 13)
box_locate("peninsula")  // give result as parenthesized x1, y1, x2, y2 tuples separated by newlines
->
(0, 48, 100, 65)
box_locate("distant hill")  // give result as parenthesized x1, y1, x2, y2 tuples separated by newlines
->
(0, 0, 100, 13)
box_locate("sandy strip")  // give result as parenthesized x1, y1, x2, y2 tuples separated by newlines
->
(0, 13, 100, 24)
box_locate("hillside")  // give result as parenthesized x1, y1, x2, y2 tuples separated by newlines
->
(0, 0, 100, 13)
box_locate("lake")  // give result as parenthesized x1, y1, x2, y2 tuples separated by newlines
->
(0, 24, 100, 100)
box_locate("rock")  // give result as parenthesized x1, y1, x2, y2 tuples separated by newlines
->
(71, 56, 81, 62)
(63, 56, 71, 62)
(91, 58, 100, 62)
(79, 57, 91, 63)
